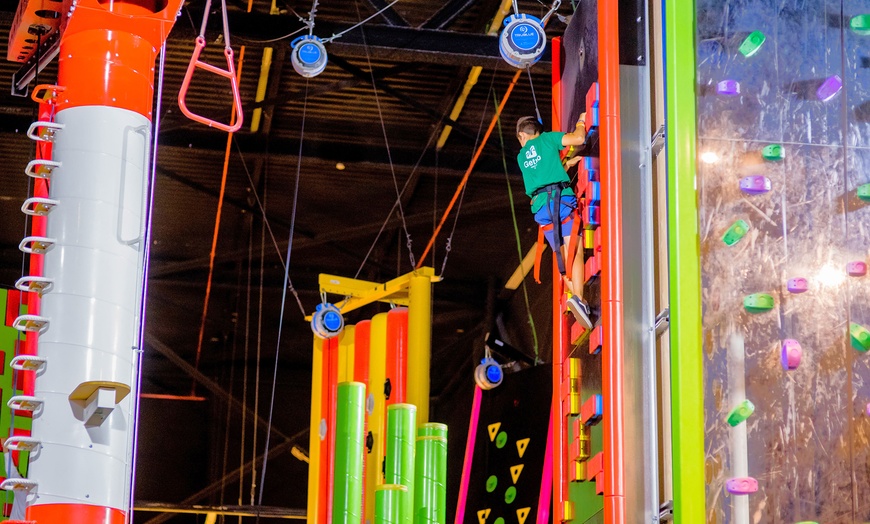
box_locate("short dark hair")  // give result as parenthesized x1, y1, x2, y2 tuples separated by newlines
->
(516, 116, 542, 136)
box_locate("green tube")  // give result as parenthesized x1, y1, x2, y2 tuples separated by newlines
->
(376, 484, 408, 524)
(414, 436, 447, 524)
(417, 423, 447, 439)
(385, 404, 417, 524)
(333, 382, 367, 524)
(665, 0, 705, 520)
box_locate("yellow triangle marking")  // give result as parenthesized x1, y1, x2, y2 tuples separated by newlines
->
(517, 507, 531, 524)
(487, 423, 501, 442)
(477, 508, 491, 524)
(516, 438, 530, 458)
(510, 464, 524, 484)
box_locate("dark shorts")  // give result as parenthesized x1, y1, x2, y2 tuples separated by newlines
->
(533, 195, 578, 251)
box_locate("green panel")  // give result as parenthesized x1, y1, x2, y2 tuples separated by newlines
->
(385, 404, 416, 524)
(333, 383, 366, 524)
(665, 0, 706, 522)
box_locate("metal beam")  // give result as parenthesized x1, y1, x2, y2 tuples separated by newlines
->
(135, 503, 305, 519)
(366, 0, 410, 26)
(420, 0, 478, 29)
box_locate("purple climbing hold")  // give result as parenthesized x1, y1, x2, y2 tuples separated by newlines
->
(717, 80, 740, 96)
(817, 75, 843, 102)
(781, 339, 802, 370)
(726, 477, 758, 495)
(787, 277, 809, 293)
(847, 261, 868, 277)
(739, 175, 771, 194)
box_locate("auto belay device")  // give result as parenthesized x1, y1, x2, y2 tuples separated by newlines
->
(291, 35, 328, 78)
(311, 302, 344, 339)
(499, 0, 562, 69)
(474, 357, 504, 390)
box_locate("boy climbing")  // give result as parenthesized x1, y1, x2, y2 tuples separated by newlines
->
(516, 114, 593, 330)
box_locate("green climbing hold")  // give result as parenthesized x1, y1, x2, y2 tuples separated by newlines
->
(858, 183, 870, 202)
(850, 14, 870, 35)
(486, 475, 498, 492)
(744, 293, 774, 313)
(496, 431, 508, 449)
(494, 518, 505, 524)
(504, 486, 517, 504)
(762, 144, 785, 161)
(726, 399, 755, 426)
(739, 31, 766, 57)
(851, 323, 870, 352)
(723, 219, 750, 246)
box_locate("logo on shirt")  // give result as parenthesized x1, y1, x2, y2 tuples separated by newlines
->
(523, 145, 541, 169)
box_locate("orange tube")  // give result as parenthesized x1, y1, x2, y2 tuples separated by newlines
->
(551, 37, 563, 132)
(416, 70, 523, 267)
(385, 308, 408, 406)
(598, 0, 626, 520)
(551, 259, 569, 523)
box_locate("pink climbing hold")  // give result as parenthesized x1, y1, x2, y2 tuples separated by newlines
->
(726, 477, 758, 495)
(781, 339, 802, 370)
(847, 261, 867, 277)
(787, 277, 809, 293)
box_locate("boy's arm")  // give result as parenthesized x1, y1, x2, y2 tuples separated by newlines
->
(561, 112, 588, 147)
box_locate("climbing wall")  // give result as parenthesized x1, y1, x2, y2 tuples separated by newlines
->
(696, 1, 870, 521)
(0, 288, 32, 520)
(462, 366, 550, 524)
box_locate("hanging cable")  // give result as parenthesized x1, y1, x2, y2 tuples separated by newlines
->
(250, 192, 266, 507)
(255, 79, 310, 519)
(416, 69, 524, 268)
(493, 91, 540, 362)
(239, 216, 253, 518)
(526, 67, 543, 124)
(353, 0, 416, 270)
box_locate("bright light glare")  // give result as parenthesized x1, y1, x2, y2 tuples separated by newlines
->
(335, 162, 346, 171)
(816, 263, 846, 288)
(700, 151, 720, 164)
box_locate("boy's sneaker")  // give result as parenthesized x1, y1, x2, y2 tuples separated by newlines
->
(566, 295, 593, 330)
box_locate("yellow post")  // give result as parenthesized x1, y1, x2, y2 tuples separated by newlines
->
(366, 313, 389, 524)
(307, 338, 324, 524)
(407, 274, 432, 425)
(338, 325, 355, 382)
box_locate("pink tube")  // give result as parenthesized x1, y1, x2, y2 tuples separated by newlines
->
(536, 412, 554, 524)
(454, 386, 483, 524)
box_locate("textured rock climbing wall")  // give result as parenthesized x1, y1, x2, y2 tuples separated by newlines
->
(696, 0, 870, 522)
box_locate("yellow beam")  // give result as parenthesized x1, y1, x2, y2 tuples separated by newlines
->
(307, 268, 439, 320)
(436, 0, 514, 150)
(366, 312, 389, 524)
(504, 246, 537, 290)
(407, 274, 432, 425)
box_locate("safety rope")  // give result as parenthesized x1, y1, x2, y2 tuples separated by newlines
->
(416, 69, 523, 268)
(239, 219, 253, 511)
(526, 67, 543, 124)
(353, 0, 416, 270)
(256, 78, 310, 519)
(493, 92, 540, 362)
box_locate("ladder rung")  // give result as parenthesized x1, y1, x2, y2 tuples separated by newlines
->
(12, 315, 50, 335)
(9, 355, 47, 372)
(26, 121, 64, 142)
(19, 236, 56, 255)
(7, 396, 44, 412)
(21, 197, 59, 216)
(0, 478, 38, 491)
(4, 436, 41, 452)
(15, 276, 54, 296)
(24, 159, 61, 180)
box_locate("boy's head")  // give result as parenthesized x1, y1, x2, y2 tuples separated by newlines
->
(516, 116, 542, 146)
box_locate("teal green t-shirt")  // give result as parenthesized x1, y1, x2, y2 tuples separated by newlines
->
(517, 131, 575, 212)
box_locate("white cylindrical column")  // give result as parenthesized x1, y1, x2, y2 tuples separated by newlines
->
(26, 105, 149, 522)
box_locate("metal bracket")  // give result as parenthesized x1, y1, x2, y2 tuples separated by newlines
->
(650, 125, 665, 158)
(654, 308, 669, 336)
(657, 500, 674, 522)
(11, 31, 61, 97)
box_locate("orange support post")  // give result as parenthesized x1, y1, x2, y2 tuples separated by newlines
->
(385, 308, 408, 406)
(598, 0, 626, 520)
(551, 259, 570, 522)
(551, 37, 563, 132)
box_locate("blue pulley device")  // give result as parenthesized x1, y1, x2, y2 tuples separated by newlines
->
(311, 302, 344, 339)
(499, 14, 547, 69)
(474, 357, 503, 390)
(291, 35, 328, 78)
